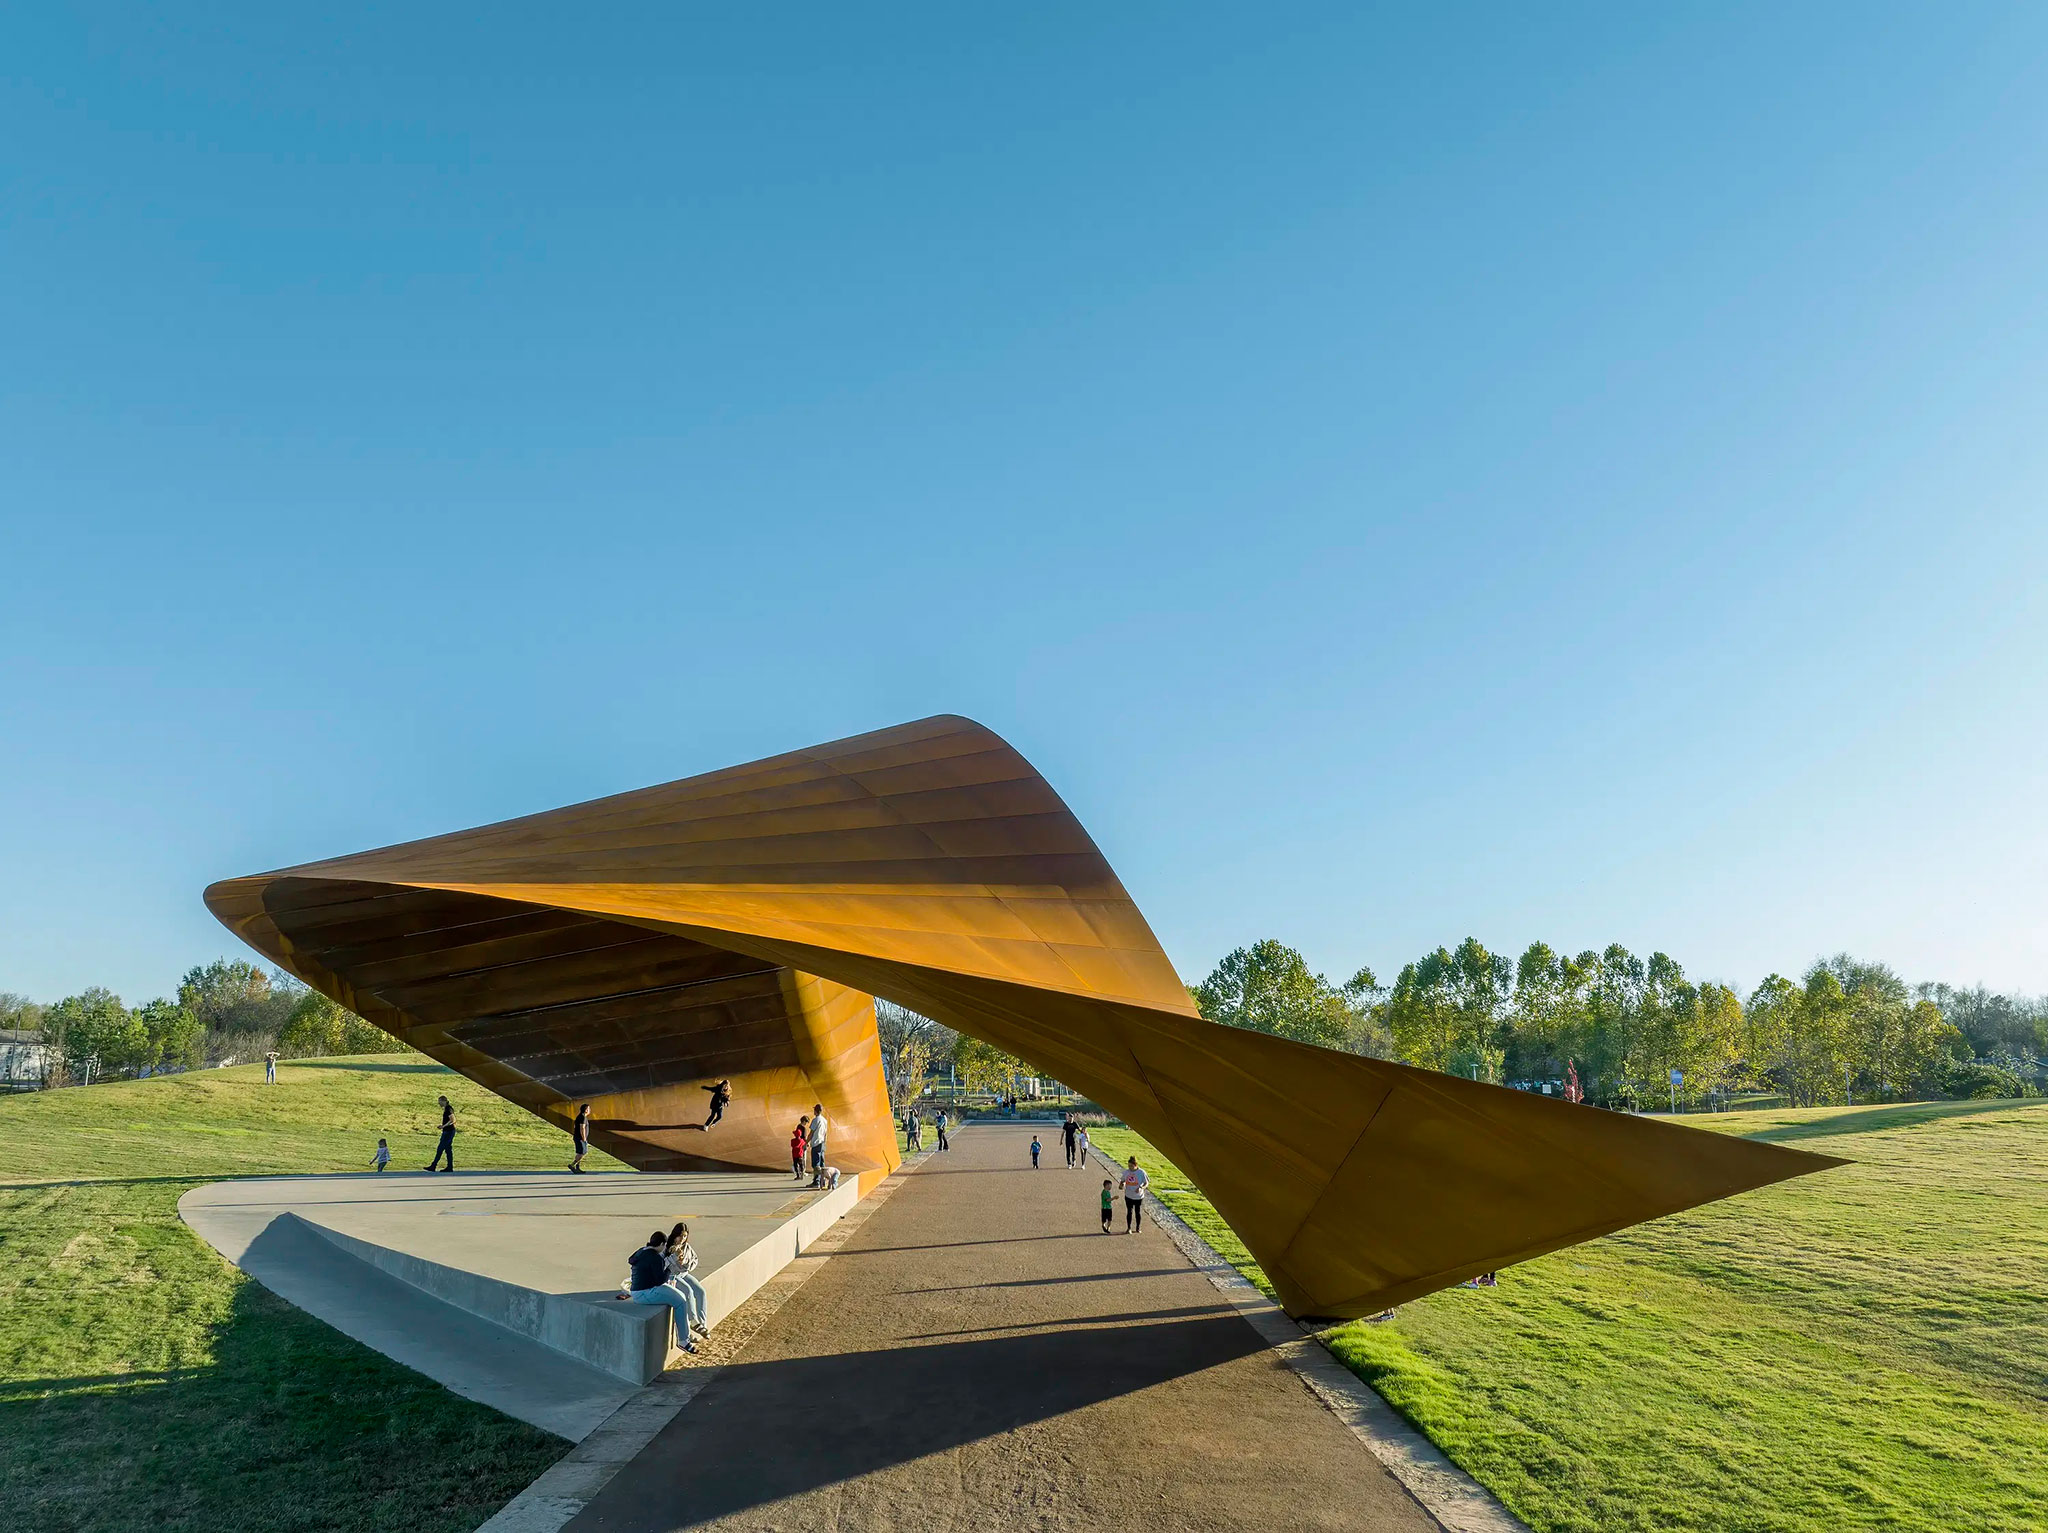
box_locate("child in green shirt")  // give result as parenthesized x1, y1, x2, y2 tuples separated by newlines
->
(1099, 1178, 1113, 1232)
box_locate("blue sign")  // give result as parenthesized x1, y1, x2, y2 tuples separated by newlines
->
(1669, 1069, 1684, 1085)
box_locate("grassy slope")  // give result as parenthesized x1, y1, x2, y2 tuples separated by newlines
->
(1095, 1100, 2048, 1533)
(0, 1057, 628, 1533)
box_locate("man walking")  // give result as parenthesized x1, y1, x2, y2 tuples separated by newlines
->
(1062, 1114, 1078, 1168)
(935, 1109, 949, 1152)
(426, 1095, 456, 1172)
(1120, 1155, 1149, 1232)
(808, 1102, 829, 1186)
(569, 1102, 592, 1173)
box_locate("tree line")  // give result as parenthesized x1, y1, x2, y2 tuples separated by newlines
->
(13, 941, 2043, 1108)
(2, 959, 386, 1085)
(1191, 938, 2045, 1108)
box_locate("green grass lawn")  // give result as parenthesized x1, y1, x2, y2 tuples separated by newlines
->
(0, 1056, 627, 1533)
(1095, 1100, 2048, 1533)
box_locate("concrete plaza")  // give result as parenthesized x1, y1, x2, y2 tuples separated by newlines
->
(181, 1167, 856, 1437)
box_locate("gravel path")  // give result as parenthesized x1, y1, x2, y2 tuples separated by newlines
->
(567, 1122, 1438, 1532)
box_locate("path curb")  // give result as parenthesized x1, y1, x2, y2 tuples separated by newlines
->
(1091, 1147, 1531, 1533)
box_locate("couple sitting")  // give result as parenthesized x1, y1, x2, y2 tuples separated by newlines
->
(616, 1221, 709, 1354)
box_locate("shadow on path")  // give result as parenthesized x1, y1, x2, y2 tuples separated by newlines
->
(574, 1316, 1263, 1528)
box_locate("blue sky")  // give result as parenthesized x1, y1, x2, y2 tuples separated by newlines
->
(5, 5, 2046, 1007)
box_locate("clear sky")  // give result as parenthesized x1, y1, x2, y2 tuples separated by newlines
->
(5, 5, 2047, 1008)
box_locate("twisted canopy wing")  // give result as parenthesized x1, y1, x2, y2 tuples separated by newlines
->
(206, 714, 1842, 1317)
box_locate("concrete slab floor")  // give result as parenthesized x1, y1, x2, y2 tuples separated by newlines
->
(184, 1169, 827, 1298)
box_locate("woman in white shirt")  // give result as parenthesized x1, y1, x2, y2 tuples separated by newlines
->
(662, 1220, 710, 1339)
(1120, 1157, 1150, 1233)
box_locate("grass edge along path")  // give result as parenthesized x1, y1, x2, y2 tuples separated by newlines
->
(1091, 1100, 2048, 1533)
(0, 1057, 619, 1533)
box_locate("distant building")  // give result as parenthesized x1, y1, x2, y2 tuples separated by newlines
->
(0, 1029, 55, 1088)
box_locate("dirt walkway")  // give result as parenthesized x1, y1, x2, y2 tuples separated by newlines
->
(567, 1123, 1437, 1532)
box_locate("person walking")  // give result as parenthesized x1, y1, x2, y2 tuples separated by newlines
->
(807, 1103, 829, 1186)
(935, 1109, 949, 1152)
(1099, 1177, 1114, 1232)
(372, 1137, 391, 1173)
(1062, 1114, 1077, 1168)
(1030, 1134, 1042, 1169)
(701, 1078, 731, 1129)
(790, 1116, 810, 1181)
(618, 1230, 697, 1354)
(569, 1103, 592, 1173)
(425, 1095, 456, 1172)
(264, 1050, 279, 1085)
(662, 1221, 710, 1341)
(1120, 1155, 1149, 1232)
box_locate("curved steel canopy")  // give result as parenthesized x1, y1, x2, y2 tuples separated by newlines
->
(207, 714, 1841, 1319)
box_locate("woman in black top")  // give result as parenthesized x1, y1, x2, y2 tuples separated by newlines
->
(701, 1078, 732, 1128)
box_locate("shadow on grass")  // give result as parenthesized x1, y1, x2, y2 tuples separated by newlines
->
(0, 1274, 562, 1533)
(0, 1176, 210, 1192)
(1744, 1097, 2048, 1144)
(289, 1060, 448, 1074)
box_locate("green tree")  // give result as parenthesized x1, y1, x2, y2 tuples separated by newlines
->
(1505, 944, 1601, 1086)
(43, 988, 149, 1076)
(179, 958, 299, 1046)
(1588, 946, 1653, 1106)
(1342, 966, 1393, 1058)
(278, 990, 388, 1056)
(951, 1033, 1029, 1096)
(1193, 940, 1377, 1054)
(1906, 1000, 1971, 1097)
(136, 998, 205, 1071)
(1685, 980, 1745, 1102)
(1444, 937, 1513, 1081)
(0, 992, 44, 1034)
(1387, 948, 1463, 1074)
(1781, 971, 1854, 1105)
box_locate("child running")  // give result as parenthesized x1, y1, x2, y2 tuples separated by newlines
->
(372, 1137, 390, 1173)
